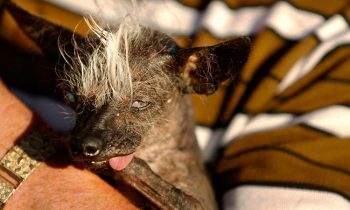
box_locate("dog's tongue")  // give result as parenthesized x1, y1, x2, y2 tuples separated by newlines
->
(109, 154, 134, 171)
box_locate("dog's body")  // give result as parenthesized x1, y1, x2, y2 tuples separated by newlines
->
(3, 1, 250, 209)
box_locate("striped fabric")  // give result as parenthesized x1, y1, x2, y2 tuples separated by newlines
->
(196, 1, 350, 209)
(2, 0, 350, 209)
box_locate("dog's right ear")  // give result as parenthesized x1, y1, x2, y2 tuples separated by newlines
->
(174, 37, 251, 95)
(4, 1, 84, 61)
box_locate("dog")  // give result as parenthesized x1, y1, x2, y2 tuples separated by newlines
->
(4, 1, 250, 209)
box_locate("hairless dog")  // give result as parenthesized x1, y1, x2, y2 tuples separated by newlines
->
(4, 1, 250, 209)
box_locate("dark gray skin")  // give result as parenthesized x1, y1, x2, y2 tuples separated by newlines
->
(4, 2, 251, 209)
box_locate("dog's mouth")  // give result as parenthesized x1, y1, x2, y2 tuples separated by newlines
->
(69, 135, 140, 170)
(86, 153, 134, 171)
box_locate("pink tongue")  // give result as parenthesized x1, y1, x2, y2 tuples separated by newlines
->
(109, 154, 134, 171)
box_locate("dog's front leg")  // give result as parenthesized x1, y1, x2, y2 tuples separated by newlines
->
(110, 157, 203, 210)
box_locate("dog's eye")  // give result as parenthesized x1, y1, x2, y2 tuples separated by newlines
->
(65, 92, 76, 104)
(63, 91, 83, 113)
(131, 101, 150, 112)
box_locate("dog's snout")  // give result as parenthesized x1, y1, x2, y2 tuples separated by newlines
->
(70, 136, 103, 159)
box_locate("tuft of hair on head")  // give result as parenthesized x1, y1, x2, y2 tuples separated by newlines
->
(59, 7, 144, 108)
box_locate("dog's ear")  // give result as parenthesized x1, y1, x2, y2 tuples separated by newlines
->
(175, 37, 251, 95)
(4, 1, 84, 61)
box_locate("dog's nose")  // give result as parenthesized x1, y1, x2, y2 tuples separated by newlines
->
(81, 137, 103, 157)
(70, 136, 103, 159)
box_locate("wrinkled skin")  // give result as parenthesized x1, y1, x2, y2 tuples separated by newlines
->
(4, 2, 251, 209)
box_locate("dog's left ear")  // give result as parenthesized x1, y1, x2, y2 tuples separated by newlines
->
(175, 37, 251, 95)
(4, 1, 84, 61)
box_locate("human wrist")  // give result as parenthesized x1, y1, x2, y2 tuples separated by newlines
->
(0, 80, 34, 158)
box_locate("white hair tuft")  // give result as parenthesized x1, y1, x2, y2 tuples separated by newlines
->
(60, 14, 143, 107)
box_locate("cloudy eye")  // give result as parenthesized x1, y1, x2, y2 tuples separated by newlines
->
(65, 92, 76, 104)
(131, 101, 150, 112)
